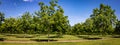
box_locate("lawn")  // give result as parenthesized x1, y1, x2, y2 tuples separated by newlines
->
(0, 34, 120, 45)
(0, 38, 120, 45)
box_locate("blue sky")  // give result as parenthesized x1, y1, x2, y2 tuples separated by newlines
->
(0, 0, 120, 26)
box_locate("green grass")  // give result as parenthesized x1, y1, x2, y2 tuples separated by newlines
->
(0, 34, 120, 45)
(0, 38, 120, 45)
(0, 34, 80, 41)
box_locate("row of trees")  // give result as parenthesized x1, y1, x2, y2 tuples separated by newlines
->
(0, 0, 120, 35)
(0, 0, 70, 35)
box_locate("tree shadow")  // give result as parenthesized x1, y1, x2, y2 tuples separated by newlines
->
(77, 35, 102, 40)
(30, 39, 57, 42)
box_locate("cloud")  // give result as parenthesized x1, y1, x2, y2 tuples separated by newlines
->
(23, 0, 33, 2)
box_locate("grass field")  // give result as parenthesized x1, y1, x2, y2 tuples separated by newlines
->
(0, 34, 120, 45)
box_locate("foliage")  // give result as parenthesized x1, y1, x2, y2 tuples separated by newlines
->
(0, 1, 119, 35)
(0, 0, 70, 36)
(114, 21, 120, 34)
(0, 12, 4, 25)
(72, 4, 117, 35)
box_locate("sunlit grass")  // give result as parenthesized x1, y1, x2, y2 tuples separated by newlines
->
(0, 34, 120, 45)
(0, 38, 120, 45)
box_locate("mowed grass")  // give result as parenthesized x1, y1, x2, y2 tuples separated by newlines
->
(0, 34, 80, 41)
(0, 38, 120, 45)
(0, 34, 120, 45)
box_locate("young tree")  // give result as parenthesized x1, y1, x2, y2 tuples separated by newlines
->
(35, 0, 58, 42)
(35, 0, 69, 41)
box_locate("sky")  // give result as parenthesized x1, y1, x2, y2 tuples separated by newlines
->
(0, 0, 120, 26)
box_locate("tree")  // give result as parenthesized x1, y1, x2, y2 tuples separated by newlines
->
(0, 12, 4, 25)
(0, 17, 17, 33)
(35, 0, 70, 41)
(0, 2, 5, 26)
(72, 23, 84, 35)
(90, 4, 117, 35)
(35, 0, 58, 42)
(114, 21, 120, 34)
(21, 12, 32, 34)
(51, 6, 70, 36)
(72, 18, 94, 35)
(83, 18, 94, 34)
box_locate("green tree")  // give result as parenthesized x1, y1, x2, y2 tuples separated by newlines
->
(21, 12, 32, 34)
(83, 18, 94, 34)
(72, 18, 94, 35)
(0, 17, 17, 33)
(35, 0, 70, 41)
(90, 4, 117, 35)
(0, 12, 4, 25)
(72, 23, 83, 35)
(114, 21, 120, 34)
(51, 6, 70, 36)
(0, 2, 5, 26)
(36, 1, 58, 42)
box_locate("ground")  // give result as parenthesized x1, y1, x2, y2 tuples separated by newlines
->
(0, 34, 120, 45)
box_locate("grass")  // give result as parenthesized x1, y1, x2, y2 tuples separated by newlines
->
(0, 34, 80, 41)
(0, 38, 120, 45)
(0, 34, 120, 45)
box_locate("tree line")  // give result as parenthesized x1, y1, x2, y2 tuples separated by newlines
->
(0, 0, 120, 35)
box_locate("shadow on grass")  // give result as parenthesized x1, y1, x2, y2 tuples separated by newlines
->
(30, 39, 57, 42)
(83, 37, 102, 40)
(4, 34, 17, 37)
(77, 35, 102, 40)
(112, 35, 120, 38)
(48, 35, 63, 38)
(0, 38, 6, 41)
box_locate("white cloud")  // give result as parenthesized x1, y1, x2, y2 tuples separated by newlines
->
(23, 0, 33, 2)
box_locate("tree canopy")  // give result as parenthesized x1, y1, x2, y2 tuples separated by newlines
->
(0, 1, 120, 35)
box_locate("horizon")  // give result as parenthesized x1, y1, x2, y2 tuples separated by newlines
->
(0, 0, 120, 26)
